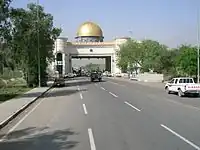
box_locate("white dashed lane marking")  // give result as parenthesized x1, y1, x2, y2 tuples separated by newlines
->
(88, 128, 96, 150)
(124, 101, 141, 112)
(82, 104, 88, 115)
(80, 93, 83, 99)
(100, 87, 106, 91)
(109, 92, 118, 98)
(161, 124, 200, 150)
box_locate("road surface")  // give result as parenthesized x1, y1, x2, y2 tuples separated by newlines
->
(0, 77, 200, 150)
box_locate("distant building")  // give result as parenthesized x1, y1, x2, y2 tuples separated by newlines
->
(50, 21, 130, 75)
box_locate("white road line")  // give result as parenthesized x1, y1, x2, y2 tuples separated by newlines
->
(94, 83, 98, 86)
(109, 91, 118, 98)
(124, 101, 141, 112)
(0, 88, 53, 142)
(82, 104, 88, 115)
(109, 81, 125, 86)
(77, 86, 80, 91)
(100, 87, 106, 91)
(80, 93, 83, 99)
(161, 124, 200, 150)
(88, 128, 96, 150)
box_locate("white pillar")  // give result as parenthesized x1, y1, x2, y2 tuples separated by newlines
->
(62, 53, 65, 75)
(112, 53, 121, 74)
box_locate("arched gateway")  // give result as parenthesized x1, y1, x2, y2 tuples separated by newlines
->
(50, 21, 130, 76)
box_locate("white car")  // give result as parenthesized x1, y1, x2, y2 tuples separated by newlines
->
(107, 72, 113, 77)
(115, 73, 122, 77)
(165, 77, 200, 97)
(102, 72, 107, 76)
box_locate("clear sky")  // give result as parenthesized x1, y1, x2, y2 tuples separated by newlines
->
(11, 0, 200, 48)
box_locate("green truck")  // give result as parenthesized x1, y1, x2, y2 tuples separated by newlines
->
(90, 71, 102, 82)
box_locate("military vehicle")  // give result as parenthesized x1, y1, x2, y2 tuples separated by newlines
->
(90, 71, 102, 82)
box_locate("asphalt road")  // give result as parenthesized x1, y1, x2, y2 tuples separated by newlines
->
(0, 77, 200, 150)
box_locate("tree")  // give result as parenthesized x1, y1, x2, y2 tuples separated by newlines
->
(140, 40, 168, 73)
(117, 40, 143, 72)
(85, 63, 100, 72)
(0, 0, 13, 40)
(158, 49, 179, 77)
(117, 39, 170, 73)
(0, 0, 14, 74)
(10, 3, 61, 87)
(175, 45, 197, 76)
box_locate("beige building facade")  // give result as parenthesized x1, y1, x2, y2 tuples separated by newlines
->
(50, 21, 129, 75)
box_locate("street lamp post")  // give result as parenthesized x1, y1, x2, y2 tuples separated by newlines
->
(37, 0, 41, 87)
(128, 30, 133, 39)
(197, 9, 200, 83)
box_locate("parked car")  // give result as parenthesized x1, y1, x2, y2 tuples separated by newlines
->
(165, 77, 200, 97)
(68, 73, 74, 78)
(53, 77, 65, 87)
(107, 72, 113, 77)
(115, 72, 122, 77)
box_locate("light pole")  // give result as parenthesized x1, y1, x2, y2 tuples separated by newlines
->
(197, 8, 200, 83)
(128, 30, 133, 39)
(37, 0, 41, 87)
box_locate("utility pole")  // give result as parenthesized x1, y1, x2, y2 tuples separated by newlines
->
(197, 8, 200, 83)
(128, 30, 133, 40)
(37, 0, 41, 87)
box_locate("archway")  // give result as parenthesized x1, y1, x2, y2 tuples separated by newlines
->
(56, 53, 62, 61)
(56, 53, 63, 75)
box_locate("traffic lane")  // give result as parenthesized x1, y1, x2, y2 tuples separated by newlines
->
(82, 82, 193, 150)
(100, 80, 200, 148)
(0, 83, 90, 150)
(106, 77, 200, 109)
(66, 77, 91, 88)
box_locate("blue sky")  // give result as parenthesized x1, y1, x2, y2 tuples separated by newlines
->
(11, 0, 200, 48)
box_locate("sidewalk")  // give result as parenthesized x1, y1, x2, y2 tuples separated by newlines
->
(110, 77, 165, 89)
(0, 87, 51, 129)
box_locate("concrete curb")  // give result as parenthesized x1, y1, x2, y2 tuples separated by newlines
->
(0, 86, 52, 129)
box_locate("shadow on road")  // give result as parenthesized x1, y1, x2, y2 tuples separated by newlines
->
(10, 78, 106, 99)
(66, 79, 106, 87)
(45, 88, 87, 98)
(0, 127, 79, 150)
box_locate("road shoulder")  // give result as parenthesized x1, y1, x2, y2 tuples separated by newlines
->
(0, 87, 51, 129)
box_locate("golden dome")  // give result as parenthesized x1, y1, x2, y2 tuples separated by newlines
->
(76, 21, 103, 37)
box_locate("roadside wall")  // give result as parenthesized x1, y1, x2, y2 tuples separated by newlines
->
(137, 73, 163, 82)
(121, 72, 163, 82)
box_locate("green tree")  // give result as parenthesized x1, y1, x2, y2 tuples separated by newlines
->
(175, 45, 197, 76)
(117, 40, 143, 72)
(10, 3, 61, 87)
(158, 49, 179, 77)
(0, 0, 13, 40)
(117, 39, 170, 73)
(0, 0, 14, 74)
(140, 40, 168, 73)
(85, 63, 100, 72)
